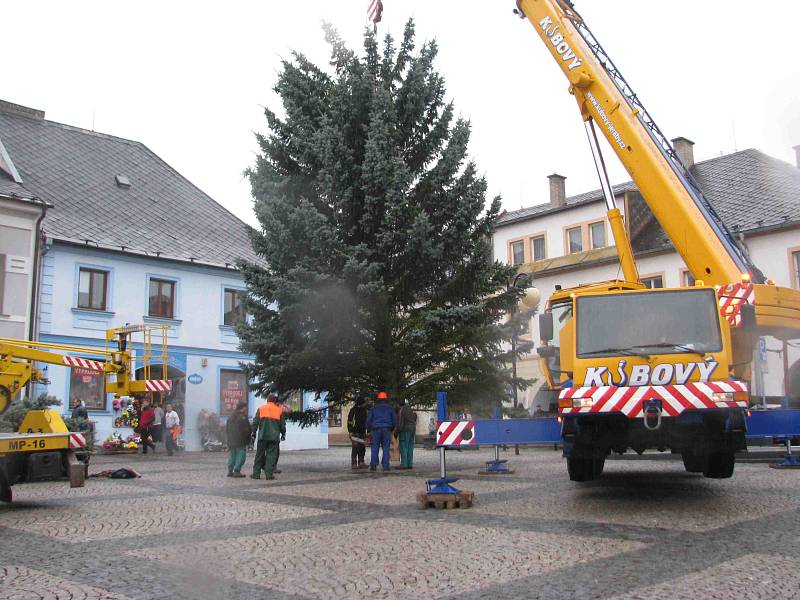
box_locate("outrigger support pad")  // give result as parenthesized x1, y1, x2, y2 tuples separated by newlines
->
(481, 459, 514, 474)
(479, 445, 515, 475)
(426, 477, 461, 495)
(770, 439, 800, 469)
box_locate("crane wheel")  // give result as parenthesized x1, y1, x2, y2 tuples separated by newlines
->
(0, 464, 11, 503)
(681, 452, 705, 473)
(703, 452, 735, 479)
(567, 456, 604, 481)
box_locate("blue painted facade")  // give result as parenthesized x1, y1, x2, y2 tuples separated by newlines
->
(36, 242, 326, 451)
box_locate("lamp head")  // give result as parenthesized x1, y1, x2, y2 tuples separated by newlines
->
(519, 287, 541, 310)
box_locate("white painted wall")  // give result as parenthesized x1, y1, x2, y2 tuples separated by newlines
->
(493, 200, 612, 263)
(40, 243, 247, 349)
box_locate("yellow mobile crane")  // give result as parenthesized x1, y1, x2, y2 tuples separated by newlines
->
(0, 324, 171, 501)
(513, 0, 800, 480)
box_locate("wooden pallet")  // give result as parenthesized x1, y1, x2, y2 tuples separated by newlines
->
(416, 490, 474, 510)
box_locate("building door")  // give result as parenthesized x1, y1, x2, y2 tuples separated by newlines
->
(788, 359, 800, 403)
(135, 366, 186, 423)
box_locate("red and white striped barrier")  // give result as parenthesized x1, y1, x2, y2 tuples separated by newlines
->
(559, 380, 748, 417)
(62, 356, 104, 371)
(437, 420, 477, 446)
(718, 282, 754, 327)
(69, 433, 86, 449)
(144, 380, 172, 392)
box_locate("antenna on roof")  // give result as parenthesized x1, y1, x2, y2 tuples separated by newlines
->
(732, 120, 737, 152)
(92, 110, 96, 132)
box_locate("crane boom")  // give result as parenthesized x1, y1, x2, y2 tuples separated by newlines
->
(515, 0, 758, 286)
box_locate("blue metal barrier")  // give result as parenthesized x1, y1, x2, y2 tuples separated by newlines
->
(437, 409, 800, 447)
(745, 409, 800, 439)
(474, 418, 561, 446)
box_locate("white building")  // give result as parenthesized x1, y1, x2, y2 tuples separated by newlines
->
(0, 130, 49, 342)
(493, 138, 800, 411)
(0, 99, 327, 450)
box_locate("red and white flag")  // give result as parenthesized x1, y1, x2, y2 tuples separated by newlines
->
(368, 0, 383, 24)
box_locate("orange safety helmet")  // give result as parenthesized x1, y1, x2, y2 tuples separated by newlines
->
(376, 392, 388, 400)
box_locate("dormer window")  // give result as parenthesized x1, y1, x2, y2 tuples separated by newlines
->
(115, 174, 131, 188)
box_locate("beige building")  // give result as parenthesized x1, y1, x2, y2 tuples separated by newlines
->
(0, 122, 49, 341)
(493, 139, 800, 409)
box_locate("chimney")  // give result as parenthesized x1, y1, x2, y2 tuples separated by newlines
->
(793, 144, 800, 169)
(672, 136, 695, 168)
(548, 173, 566, 208)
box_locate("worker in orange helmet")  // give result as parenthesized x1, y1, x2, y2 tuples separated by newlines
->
(365, 391, 397, 471)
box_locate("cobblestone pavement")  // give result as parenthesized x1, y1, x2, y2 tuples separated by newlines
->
(1, 446, 798, 599)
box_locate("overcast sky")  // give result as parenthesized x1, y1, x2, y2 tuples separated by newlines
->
(4, 1, 799, 227)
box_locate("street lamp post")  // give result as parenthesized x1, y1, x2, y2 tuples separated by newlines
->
(506, 272, 540, 457)
(509, 272, 541, 409)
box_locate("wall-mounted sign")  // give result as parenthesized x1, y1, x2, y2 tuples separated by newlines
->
(70, 364, 106, 410)
(220, 369, 247, 416)
(187, 373, 204, 385)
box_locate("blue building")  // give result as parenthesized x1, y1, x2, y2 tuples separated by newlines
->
(0, 99, 327, 450)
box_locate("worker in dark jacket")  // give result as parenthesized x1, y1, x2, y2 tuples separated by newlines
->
(251, 393, 286, 480)
(226, 401, 251, 478)
(347, 397, 369, 469)
(366, 391, 397, 471)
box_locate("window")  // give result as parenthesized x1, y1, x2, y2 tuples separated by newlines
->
(792, 250, 800, 289)
(327, 404, 342, 428)
(69, 362, 106, 410)
(589, 222, 606, 249)
(681, 270, 696, 287)
(220, 369, 248, 417)
(148, 278, 175, 319)
(531, 235, 546, 261)
(78, 268, 108, 311)
(641, 275, 664, 289)
(576, 289, 723, 358)
(223, 288, 247, 326)
(510, 240, 524, 266)
(284, 390, 303, 413)
(567, 227, 583, 254)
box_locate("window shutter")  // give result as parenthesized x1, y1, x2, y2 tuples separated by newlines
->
(0, 254, 5, 314)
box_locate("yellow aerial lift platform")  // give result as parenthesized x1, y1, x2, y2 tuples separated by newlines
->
(0, 324, 171, 502)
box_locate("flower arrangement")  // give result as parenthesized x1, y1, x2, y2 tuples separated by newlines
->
(102, 432, 123, 450)
(113, 397, 139, 429)
(102, 432, 139, 451)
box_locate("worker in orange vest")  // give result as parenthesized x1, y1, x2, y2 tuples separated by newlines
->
(250, 393, 286, 480)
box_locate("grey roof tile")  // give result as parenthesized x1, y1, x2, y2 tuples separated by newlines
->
(0, 108, 258, 268)
(0, 172, 35, 199)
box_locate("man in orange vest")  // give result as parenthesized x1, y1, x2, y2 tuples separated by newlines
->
(250, 393, 286, 480)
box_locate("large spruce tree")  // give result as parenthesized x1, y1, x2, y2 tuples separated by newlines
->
(239, 21, 533, 422)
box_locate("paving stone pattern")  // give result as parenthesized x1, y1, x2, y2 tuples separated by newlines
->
(1, 447, 798, 599)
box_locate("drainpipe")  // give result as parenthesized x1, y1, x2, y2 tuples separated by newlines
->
(25, 197, 48, 398)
